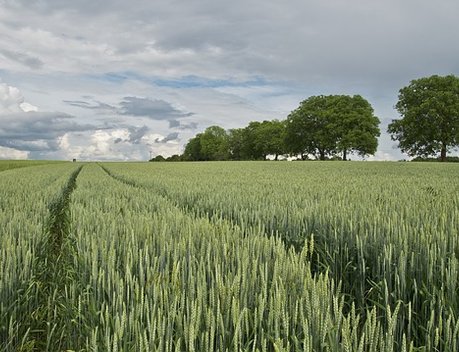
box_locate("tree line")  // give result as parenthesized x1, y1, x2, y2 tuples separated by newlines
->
(154, 94, 380, 162)
(151, 74, 459, 162)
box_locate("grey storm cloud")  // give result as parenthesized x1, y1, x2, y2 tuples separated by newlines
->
(168, 119, 198, 130)
(155, 132, 179, 143)
(168, 119, 180, 128)
(64, 97, 194, 123)
(113, 125, 150, 144)
(3, 0, 459, 87)
(0, 111, 97, 151)
(63, 100, 117, 112)
(127, 125, 149, 144)
(0, 49, 44, 69)
(119, 97, 193, 120)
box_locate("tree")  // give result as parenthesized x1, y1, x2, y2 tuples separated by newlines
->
(242, 122, 265, 160)
(225, 122, 265, 160)
(183, 133, 203, 161)
(388, 75, 459, 162)
(183, 126, 230, 161)
(197, 126, 230, 161)
(228, 128, 247, 160)
(285, 95, 380, 160)
(149, 155, 166, 162)
(253, 120, 287, 160)
(332, 95, 380, 160)
(166, 154, 182, 161)
(285, 96, 339, 160)
(229, 122, 287, 160)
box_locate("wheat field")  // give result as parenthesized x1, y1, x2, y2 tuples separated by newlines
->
(1, 161, 458, 351)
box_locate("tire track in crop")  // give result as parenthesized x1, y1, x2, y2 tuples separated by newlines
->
(21, 165, 85, 351)
(99, 164, 295, 243)
(96, 165, 381, 320)
(97, 164, 354, 308)
(95, 164, 459, 350)
(98, 164, 300, 249)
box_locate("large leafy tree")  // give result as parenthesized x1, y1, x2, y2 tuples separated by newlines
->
(388, 75, 459, 162)
(228, 128, 246, 160)
(228, 122, 266, 160)
(183, 126, 231, 161)
(243, 121, 265, 160)
(198, 126, 230, 161)
(285, 96, 335, 160)
(183, 133, 203, 161)
(253, 120, 287, 160)
(332, 95, 380, 160)
(285, 95, 380, 160)
(228, 121, 287, 160)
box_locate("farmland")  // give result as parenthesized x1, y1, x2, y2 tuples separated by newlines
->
(0, 160, 65, 172)
(1, 161, 459, 351)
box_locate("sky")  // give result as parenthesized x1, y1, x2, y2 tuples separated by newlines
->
(1, 0, 458, 161)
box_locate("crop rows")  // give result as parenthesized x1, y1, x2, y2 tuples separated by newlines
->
(66, 163, 409, 351)
(101, 161, 459, 351)
(1, 161, 458, 351)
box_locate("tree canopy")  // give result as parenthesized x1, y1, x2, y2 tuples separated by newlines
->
(183, 126, 230, 161)
(285, 95, 380, 160)
(254, 120, 287, 160)
(388, 75, 459, 162)
(229, 120, 287, 160)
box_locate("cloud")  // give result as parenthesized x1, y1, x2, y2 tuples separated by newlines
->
(20, 102, 38, 112)
(111, 125, 150, 144)
(127, 125, 149, 144)
(0, 146, 29, 159)
(168, 119, 198, 130)
(168, 119, 180, 128)
(63, 99, 117, 112)
(119, 96, 193, 120)
(0, 80, 192, 159)
(55, 129, 140, 161)
(142, 131, 182, 157)
(56, 128, 181, 161)
(0, 111, 97, 151)
(154, 132, 179, 143)
(367, 151, 399, 162)
(0, 81, 100, 155)
(63, 96, 195, 123)
(0, 49, 44, 69)
(2, 0, 459, 84)
(0, 82, 37, 113)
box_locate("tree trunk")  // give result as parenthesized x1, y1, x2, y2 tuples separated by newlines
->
(440, 145, 447, 162)
(319, 149, 325, 160)
(275, 154, 279, 160)
(343, 149, 347, 161)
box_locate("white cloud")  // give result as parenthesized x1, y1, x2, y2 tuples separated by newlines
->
(0, 146, 29, 159)
(19, 102, 38, 112)
(55, 129, 181, 161)
(0, 81, 38, 113)
(0, 82, 23, 112)
(367, 151, 399, 162)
